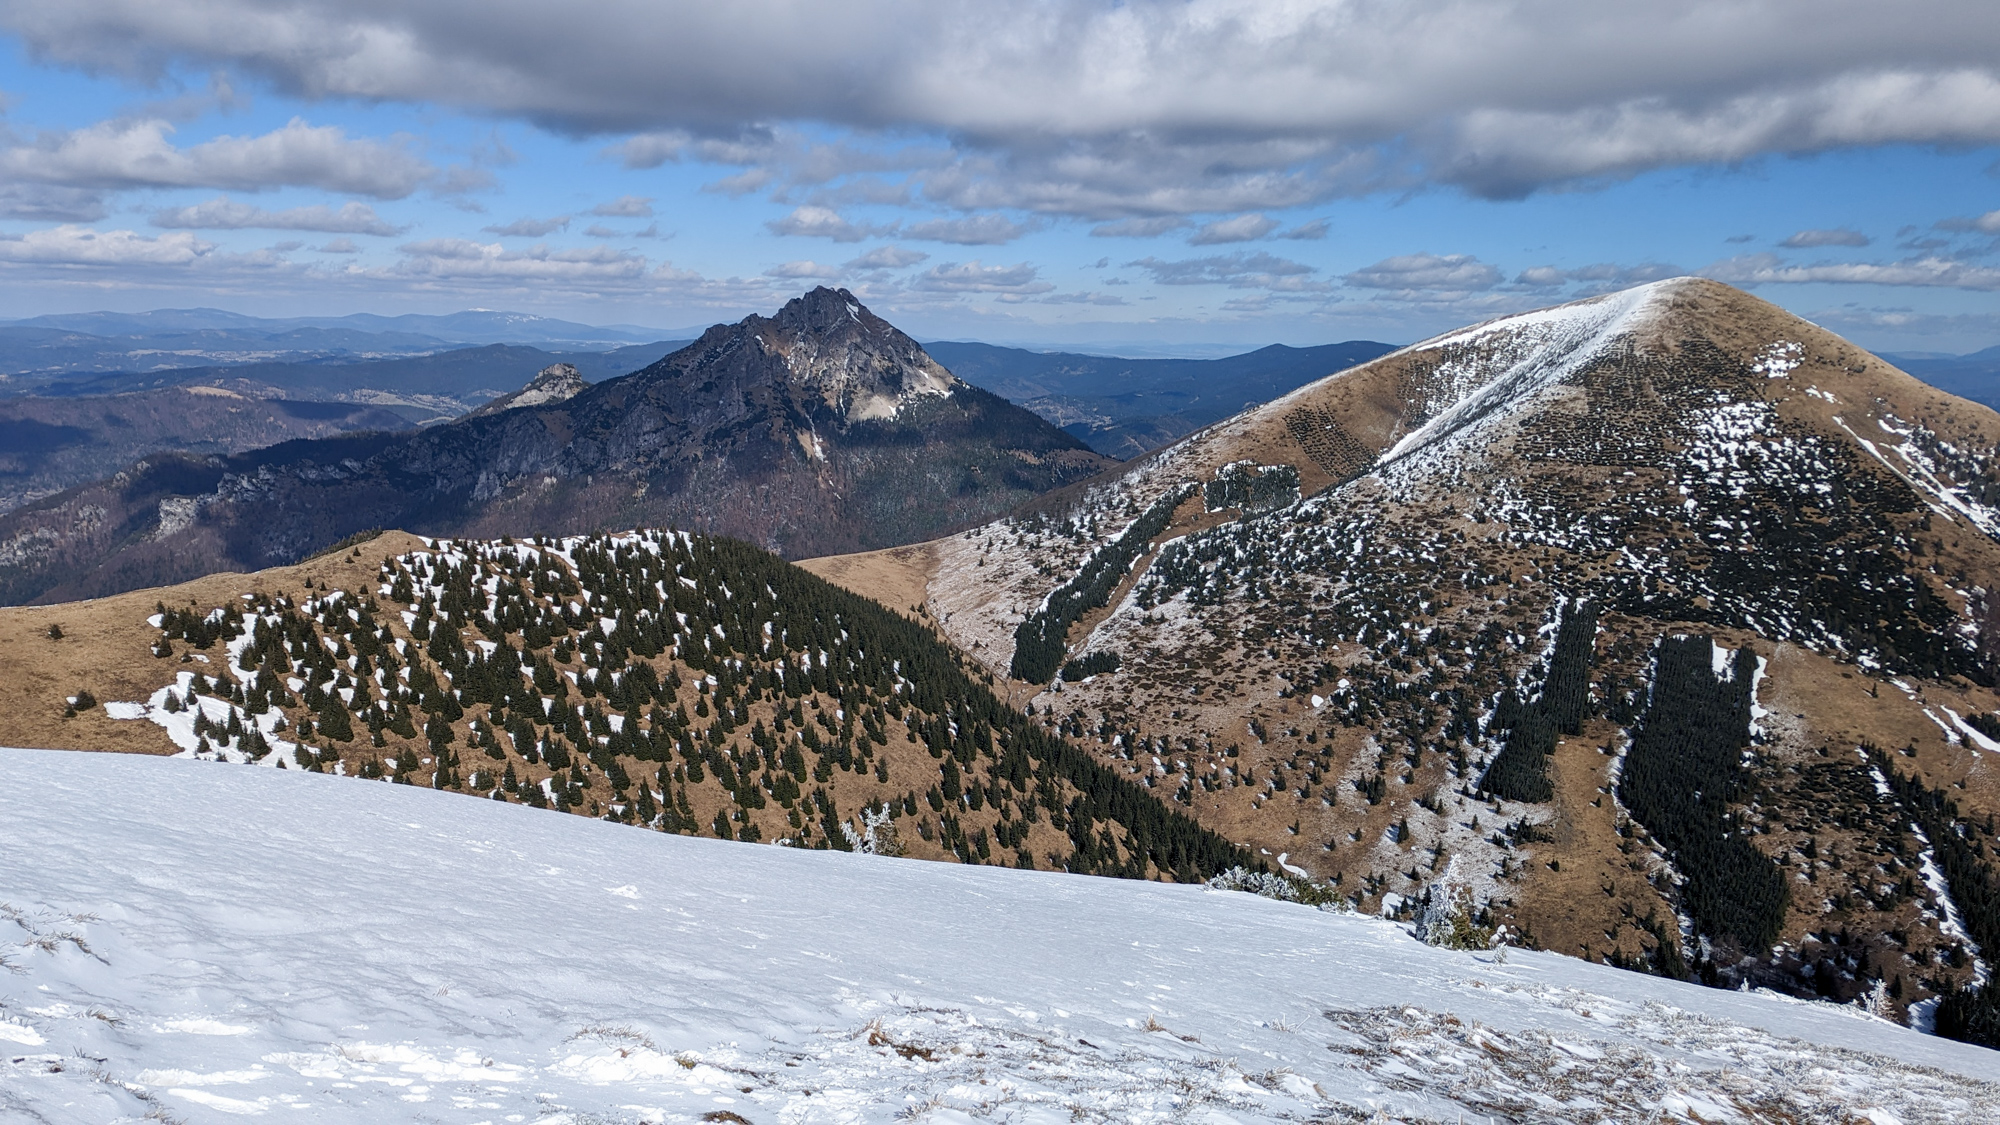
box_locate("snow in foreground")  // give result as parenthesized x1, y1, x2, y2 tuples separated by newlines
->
(1, 748, 1995, 1125)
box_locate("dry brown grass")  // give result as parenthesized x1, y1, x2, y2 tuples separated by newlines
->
(0, 531, 431, 755)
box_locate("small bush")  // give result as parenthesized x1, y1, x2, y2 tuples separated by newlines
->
(1414, 884, 1496, 950)
(1206, 866, 1346, 911)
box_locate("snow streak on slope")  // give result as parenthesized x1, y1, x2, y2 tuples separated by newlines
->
(1380, 280, 1667, 470)
(1, 748, 1996, 1124)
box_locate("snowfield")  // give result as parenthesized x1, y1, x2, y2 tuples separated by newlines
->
(2, 747, 1995, 1124)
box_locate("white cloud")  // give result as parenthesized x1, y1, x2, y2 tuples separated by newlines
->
(1705, 252, 2000, 292)
(483, 215, 571, 237)
(0, 224, 211, 266)
(151, 196, 404, 235)
(608, 132, 694, 169)
(0, 183, 107, 222)
(1189, 214, 1279, 245)
(0, 117, 433, 198)
(1090, 217, 1189, 238)
(392, 238, 649, 283)
(845, 245, 928, 270)
(912, 260, 1053, 294)
(1126, 251, 1325, 291)
(582, 224, 620, 238)
(1512, 261, 1682, 291)
(590, 195, 654, 217)
(901, 214, 1036, 245)
(763, 259, 844, 279)
(316, 237, 359, 254)
(1274, 219, 1329, 241)
(1780, 228, 1872, 248)
(1346, 253, 1502, 292)
(13, 1, 2000, 206)
(1936, 210, 2000, 234)
(765, 206, 893, 242)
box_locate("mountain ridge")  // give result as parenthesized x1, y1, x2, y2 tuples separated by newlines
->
(0, 289, 1113, 604)
(806, 277, 2000, 1040)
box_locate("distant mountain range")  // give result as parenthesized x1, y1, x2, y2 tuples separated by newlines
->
(1885, 347, 2000, 412)
(0, 308, 697, 386)
(0, 288, 1113, 603)
(925, 340, 1398, 458)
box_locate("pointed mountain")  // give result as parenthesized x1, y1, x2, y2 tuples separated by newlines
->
(467, 362, 587, 417)
(811, 278, 2000, 1036)
(0, 288, 1115, 604)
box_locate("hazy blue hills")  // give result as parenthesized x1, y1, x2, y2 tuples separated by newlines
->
(924, 340, 1400, 457)
(1886, 348, 2000, 413)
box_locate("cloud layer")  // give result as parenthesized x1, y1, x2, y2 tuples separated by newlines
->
(6, 1, 1999, 212)
(153, 196, 403, 235)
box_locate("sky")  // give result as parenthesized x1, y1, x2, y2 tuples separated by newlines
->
(0, 1, 1997, 354)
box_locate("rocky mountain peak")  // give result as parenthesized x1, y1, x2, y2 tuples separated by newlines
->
(728, 286, 959, 421)
(467, 362, 586, 416)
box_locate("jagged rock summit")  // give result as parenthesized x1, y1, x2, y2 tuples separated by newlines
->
(468, 361, 586, 416)
(814, 277, 2000, 1031)
(0, 289, 1114, 603)
(739, 285, 957, 421)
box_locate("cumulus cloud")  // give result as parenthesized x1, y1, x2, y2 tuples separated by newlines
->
(316, 237, 359, 254)
(582, 224, 621, 238)
(1274, 219, 1330, 241)
(1780, 228, 1872, 248)
(11, 1, 2000, 207)
(1189, 214, 1279, 245)
(0, 117, 433, 198)
(911, 260, 1052, 294)
(1126, 251, 1324, 291)
(483, 215, 570, 237)
(0, 224, 211, 266)
(766, 206, 894, 242)
(901, 214, 1036, 245)
(1705, 252, 2000, 291)
(590, 195, 655, 217)
(845, 245, 928, 270)
(151, 196, 404, 235)
(1346, 253, 1503, 292)
(1089, 216, 1189, 238)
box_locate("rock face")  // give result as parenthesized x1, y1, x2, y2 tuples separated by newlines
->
(900, 278, 2000, 1030)
(467, 362, 587, 417)
(0, 288, 1114, 604)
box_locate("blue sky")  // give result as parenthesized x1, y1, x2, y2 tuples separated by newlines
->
(0, 2, 1997, 353)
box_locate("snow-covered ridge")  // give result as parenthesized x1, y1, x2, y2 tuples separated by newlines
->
(2, 747, 1994, 1124)
(1379, 278, 1674, 467)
